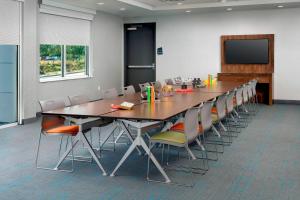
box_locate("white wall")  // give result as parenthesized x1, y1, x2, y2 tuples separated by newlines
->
(23, 0, 38, 119)
(6, 0, 123, 119)
(125, 8, 300, 100)
(37, 12, 123, 109)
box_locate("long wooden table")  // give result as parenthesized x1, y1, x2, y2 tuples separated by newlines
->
(42, 81, 245, 182)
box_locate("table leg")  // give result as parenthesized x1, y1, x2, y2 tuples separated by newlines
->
(110, 128, 171, 183)
(110, 137, 138, 177)
(119, 121, 142, 155)
(54, 133, 80, 170)
(81, 132, 107, 176)
(99, 124, 118, 149)
(140, 137, 171, 183)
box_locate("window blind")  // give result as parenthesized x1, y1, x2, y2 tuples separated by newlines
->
(0, 0, 21, 45)
(39, 13, 91, 46)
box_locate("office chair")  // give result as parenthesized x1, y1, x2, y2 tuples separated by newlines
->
(36, 99, 79, 172)
(165, 78, 174, 85)
(147, 108, 207, 184)
(102, 88, 119, 99)
(123, 85, 136, 95)
(139, 82, 150, 92)
(211, 94, 233, 144)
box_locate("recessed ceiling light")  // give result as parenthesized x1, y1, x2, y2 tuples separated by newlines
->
(185, 10, 191, 13)
(97, 2, 104, 5)
(177, 2, 183, 5)
(120, 8, 126, 11)
(277, 5, 284, 8)
(226, 8, 233, 11)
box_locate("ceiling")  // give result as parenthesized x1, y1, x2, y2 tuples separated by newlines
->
(48, 0, 300, 17)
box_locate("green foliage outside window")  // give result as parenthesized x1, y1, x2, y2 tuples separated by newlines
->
(40, 44, 62, 77)
(66, 45, 86, 75)
(40, 44, 88, 78)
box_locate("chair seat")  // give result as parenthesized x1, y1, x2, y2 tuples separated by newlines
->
(211, 107, 218, 114)
(46, 125, 79, 136)
(211, 113, 219, 123)
(233, 97, 238, 107)
(170, 122, 203, 134)
(151, 131, 186, 145)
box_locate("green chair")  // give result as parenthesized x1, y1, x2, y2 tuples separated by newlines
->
(147, 107, 205, 184)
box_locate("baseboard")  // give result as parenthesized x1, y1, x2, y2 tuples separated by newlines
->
(274, 99, 300, 105)
(22, 115, 39, 124)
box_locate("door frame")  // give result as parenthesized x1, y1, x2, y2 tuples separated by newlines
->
(123, 22, 156, 87)
(17, 1, 23, 125)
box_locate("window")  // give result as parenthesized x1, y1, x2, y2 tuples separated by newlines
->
(66, 45, 88, 76)
(40, 44, 62, 78)
(39, 12, 92, 81)
(39, 44, 89, 79)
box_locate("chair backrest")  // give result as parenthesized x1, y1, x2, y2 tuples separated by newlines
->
(226, 91, 235, 114)
(123, 85, 136, 95)
(247, 83, 253, 99)
(139, 82, 150, 92)
(251, 80, 257, 96)
(39, 99, 66, 131)
(153, 81, 162, 90)
(242, 84, 249, 103)
(68, 95, 90, 106)
(174, 76, 182, 85)
(235, 87, 243, 106)
(199, 101, 213, 132)
(216, 94, 227, 120)
(39, 99, 65, 112)
(165, 79, 174, 85)
(184, 108, 200, 144)
(102, 88, 118, 99)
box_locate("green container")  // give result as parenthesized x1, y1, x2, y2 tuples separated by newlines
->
(147, 86, 151, 103)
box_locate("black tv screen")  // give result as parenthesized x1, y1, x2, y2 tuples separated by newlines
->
(225, 39, 269, 64)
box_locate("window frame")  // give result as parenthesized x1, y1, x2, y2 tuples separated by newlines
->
(39, 44, 91, 82)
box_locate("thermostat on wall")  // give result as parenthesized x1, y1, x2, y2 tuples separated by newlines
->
(157, 47, 163, 55)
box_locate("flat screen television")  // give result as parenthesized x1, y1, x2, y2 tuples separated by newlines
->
(225, 39, 269, 64)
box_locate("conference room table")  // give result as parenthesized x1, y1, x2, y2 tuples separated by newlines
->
(42, 81, 246, 182)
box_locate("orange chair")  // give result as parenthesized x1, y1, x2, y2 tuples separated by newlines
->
(35, 99, 79, 172)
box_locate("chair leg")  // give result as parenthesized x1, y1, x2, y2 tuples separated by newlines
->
(36, 132, 74, 173)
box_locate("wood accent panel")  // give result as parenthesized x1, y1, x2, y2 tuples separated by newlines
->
(221, 34, 274, 74)
(218, 73, 273, 105)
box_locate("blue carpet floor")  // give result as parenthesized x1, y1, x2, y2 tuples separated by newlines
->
(0, 104, 300, 200)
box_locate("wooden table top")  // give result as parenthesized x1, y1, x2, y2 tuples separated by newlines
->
(197, 81, 244, 93)
(42, 81, 245, 120)
(42, 93, 144, 117)
(101, 92, 223, 121)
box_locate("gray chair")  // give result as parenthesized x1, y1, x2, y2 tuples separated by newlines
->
(199, 100, 224, 155)
(147, 108, 206, 184)
(251, 80, 258, 106)
(233, 87, 244, 117)
(165, 79, 174, 85)
(102, 88, 118, 99)
(212, 94, 233, 144)
(225, 91, 244, 134)
(242, 84, 250, 112)
(174, 76, 182, 85)
(68, 95, 90, 106)
(36, 99, 77, 172)
(139, 82, 150, 92)
(123, 85, 136, 95)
